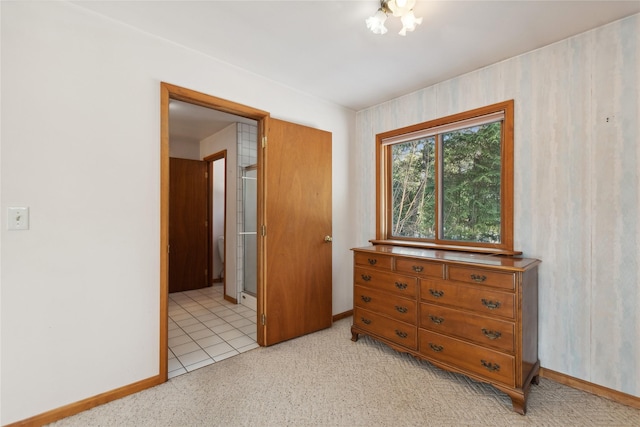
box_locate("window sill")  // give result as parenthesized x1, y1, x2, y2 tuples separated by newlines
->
(369, 239, 522, 257)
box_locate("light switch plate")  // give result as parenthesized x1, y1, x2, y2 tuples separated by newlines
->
(8, 207, 29, 230)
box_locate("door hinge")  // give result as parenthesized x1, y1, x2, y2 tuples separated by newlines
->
(261, 224, 266, 236)
(261, 136, 267, 148)
(205, 171, 208, 179)
(261, 313, 266, 326)
(167, 244, 170, 254)
(205, 220, 208, 227)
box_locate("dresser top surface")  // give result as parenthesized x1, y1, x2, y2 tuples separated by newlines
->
(352, 245, 540, 271)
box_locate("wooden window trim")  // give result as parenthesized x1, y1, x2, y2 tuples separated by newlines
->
(375, 100, 514, 254)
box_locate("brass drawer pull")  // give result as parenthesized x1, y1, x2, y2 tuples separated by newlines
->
(395, 306, 408, 313)
(481, 328, 502, 340)
(481, 299, 501, 309)
(481, 360, 500, 372)
(429, 343, 443, 352)
(395, 330, 408, 338)
(360, 295, 372, 303)
(361, 317, 371, 325)
(412, 265, 424, 272)
(367, 258, 377, 265)
(471, 274, 487, 282)
(395, 282, 408, 290)
(361, 274, 372, 281)
(429, 315, 444, 324)
(429, 289, 444, 298)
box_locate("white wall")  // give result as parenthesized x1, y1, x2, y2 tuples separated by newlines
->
(170, 139, 200, 160)
(355, 14, 640, 397)
(211, 158, 225, 282)
(0, 1, 355, 424)
(200, 124, 238, 299)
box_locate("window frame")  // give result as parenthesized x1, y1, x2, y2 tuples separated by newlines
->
(374, 100, 515, 255)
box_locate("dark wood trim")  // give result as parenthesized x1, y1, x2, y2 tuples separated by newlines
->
(4, 375, 163, 427)
(224, 294, 238, 304)
(540, 367, 640, 409)
(333, 310, 353, 321)
(203, 151, 228, 162)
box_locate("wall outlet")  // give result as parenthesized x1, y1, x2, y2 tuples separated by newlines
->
(8, 207, 29, 230)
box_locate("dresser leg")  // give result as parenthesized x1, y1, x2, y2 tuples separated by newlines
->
(531, 374, 540, 385)
(510, 395, 526, 415)
(350, 327, 359, 342)
(501, 387, 528, 415)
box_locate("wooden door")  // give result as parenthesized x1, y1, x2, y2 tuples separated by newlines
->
(260, 119, 332, 345)
(169, 157, 209, 293)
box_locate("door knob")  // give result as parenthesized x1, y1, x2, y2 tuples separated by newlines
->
(324, 235, 333, 243)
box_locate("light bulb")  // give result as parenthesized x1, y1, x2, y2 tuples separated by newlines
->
(366, 8, 388, 35)
(399, 10, 423, 35)
(387, 0, 417, 17)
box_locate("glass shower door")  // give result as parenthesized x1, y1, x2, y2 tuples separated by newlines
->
(241, 167, 257, 296)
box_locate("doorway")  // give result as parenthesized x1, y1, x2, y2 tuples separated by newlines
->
(167, 148, 260, 378)
(161, 83, 269, 379)
(166, 111, 261, 377)
(160, 82, 334, 381)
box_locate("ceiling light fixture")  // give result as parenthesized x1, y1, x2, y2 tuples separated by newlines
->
(366, 0, 423, 36)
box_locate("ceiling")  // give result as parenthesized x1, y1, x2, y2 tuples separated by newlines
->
(169, 100, 257, 146)
(72, 0, 640, 140)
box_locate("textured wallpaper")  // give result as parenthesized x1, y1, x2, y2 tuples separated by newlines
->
(354, 14, 639, 397)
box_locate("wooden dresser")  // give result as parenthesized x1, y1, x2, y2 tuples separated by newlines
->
(351, 244, 540, 414)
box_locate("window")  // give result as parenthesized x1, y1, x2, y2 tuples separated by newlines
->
(376, 100, 514, 254)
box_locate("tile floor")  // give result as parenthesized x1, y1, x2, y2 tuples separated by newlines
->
(168, 284, 258, 379)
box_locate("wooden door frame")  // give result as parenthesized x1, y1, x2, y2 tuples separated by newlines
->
(160, 82, 269, 380)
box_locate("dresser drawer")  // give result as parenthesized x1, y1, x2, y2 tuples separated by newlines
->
(354, 252, 393, 270)
(396, 258, 444, 279)
(419, 330, 515, 387)
(448, 266, 514, 290)
(420, 303, 515, 353)
(420, 280, 515, 319)
(354, 307, 417, 349)
(354, 267, 417, 297)
(355, 285, 417, 325)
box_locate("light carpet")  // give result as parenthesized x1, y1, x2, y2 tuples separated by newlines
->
(49, 317, 639, 426)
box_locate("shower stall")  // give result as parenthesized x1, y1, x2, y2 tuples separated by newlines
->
(239, 165, 257, 310)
